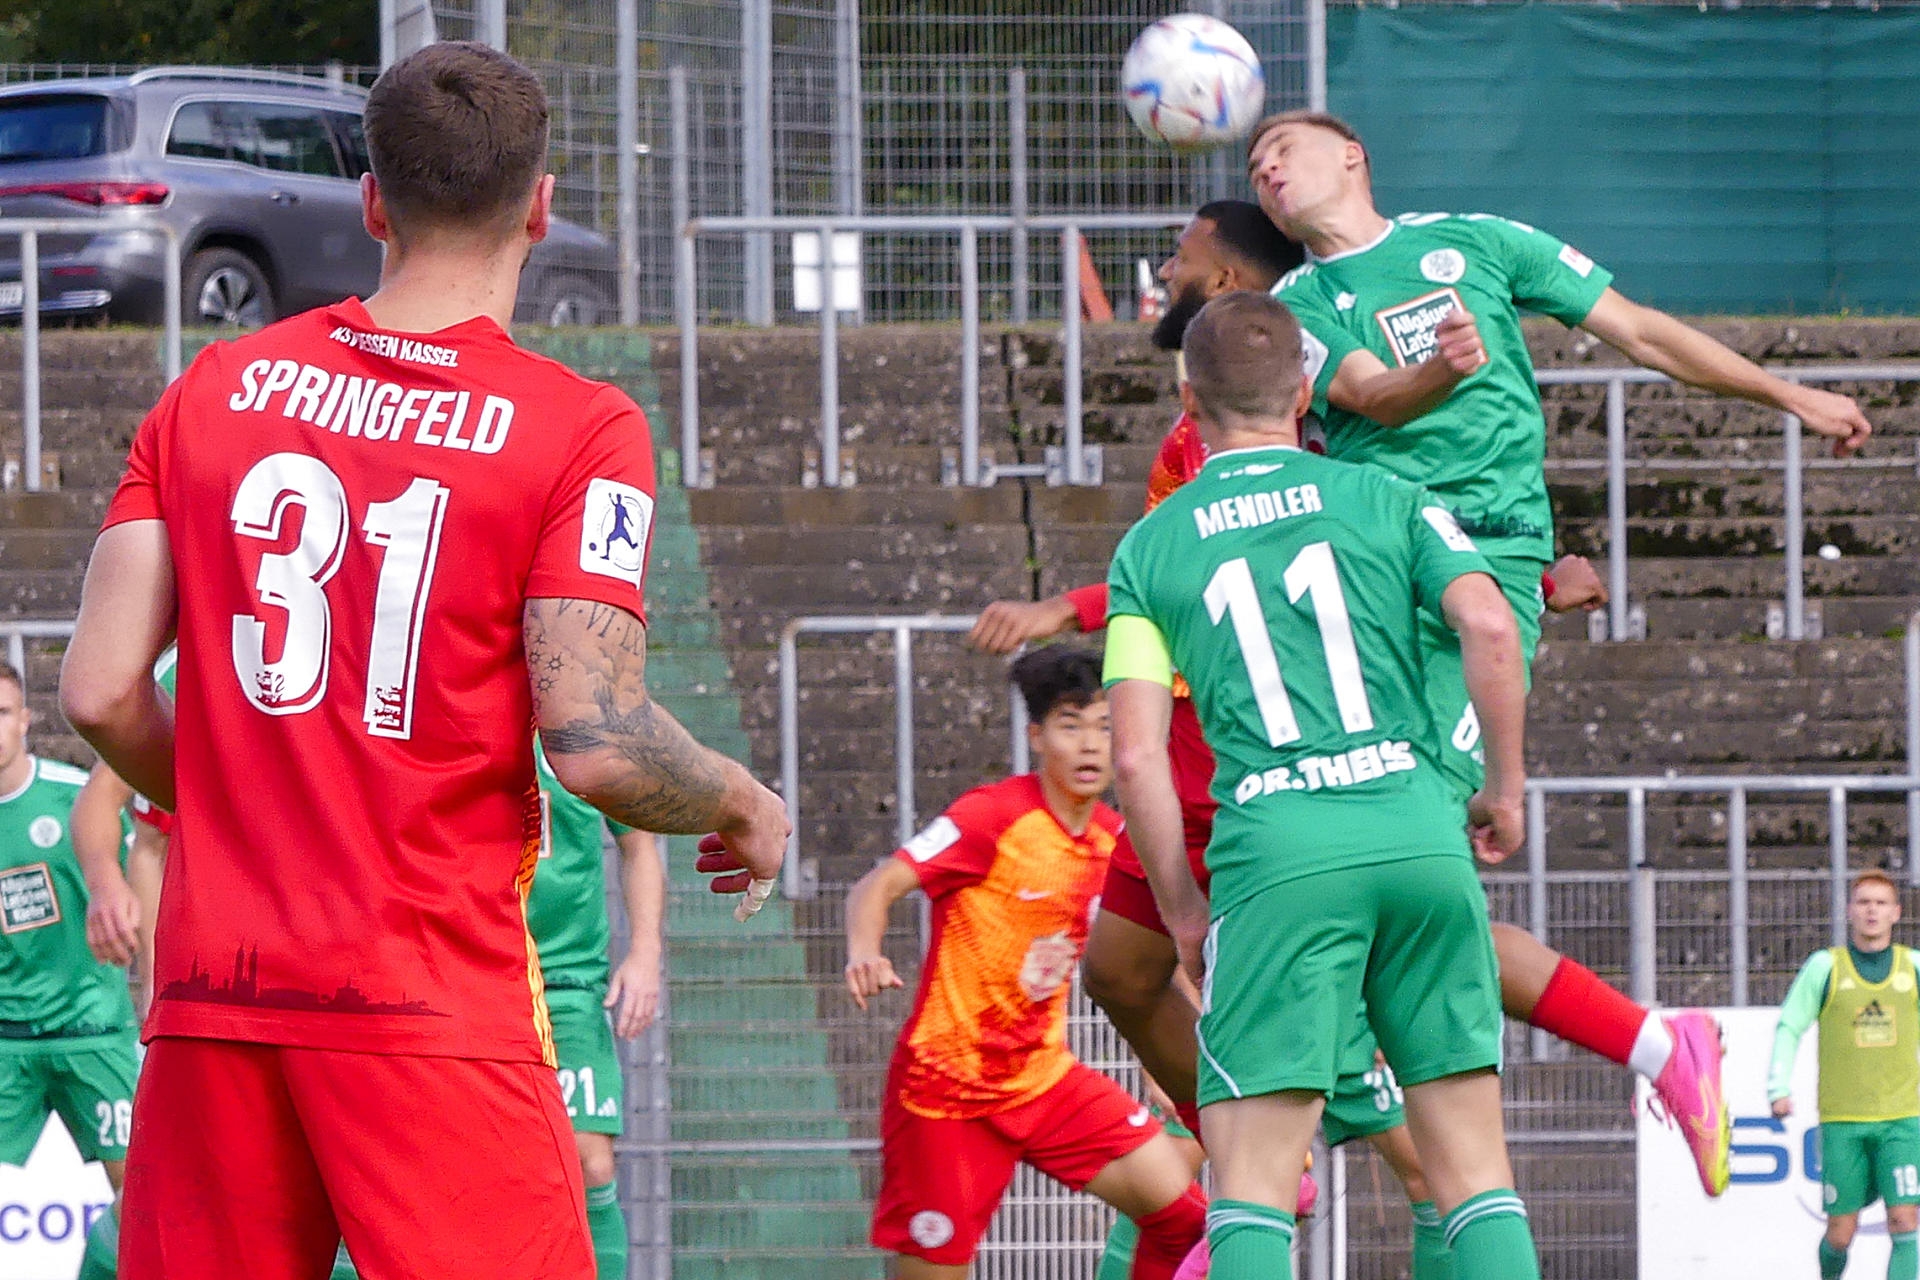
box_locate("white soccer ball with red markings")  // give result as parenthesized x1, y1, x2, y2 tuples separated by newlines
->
(1121, 14, 1265, 153)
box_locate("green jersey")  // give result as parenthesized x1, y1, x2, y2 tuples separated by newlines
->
(0, 756, 136, 1044)
(1274, 212, 1614, 566)
(525, 738, 632, 990)
(1107, 445, 1495, 912)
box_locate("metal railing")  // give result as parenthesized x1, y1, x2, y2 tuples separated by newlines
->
(778, 615, 1032, 901)
(2, 618, 74, 677)
(1535, 365, 1920, 642)
(2, 218, 182, 493)
(676, 210, 1189, 490)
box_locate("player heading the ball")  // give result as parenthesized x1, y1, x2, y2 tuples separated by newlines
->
(1106, 290, 1540, 1280)
(60, 40, 786, 1280)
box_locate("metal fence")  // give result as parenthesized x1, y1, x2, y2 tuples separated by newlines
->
(0, 218, 182, 493)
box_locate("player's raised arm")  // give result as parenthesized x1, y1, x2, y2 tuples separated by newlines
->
(525, 597, 787, 886)
(1579, 288, 1871, 457)
(1325, 304, 1488, 427)
(842, 857, 915, 1009)
(60, 520, 177, 810)
(1440, 572, 1528, 863)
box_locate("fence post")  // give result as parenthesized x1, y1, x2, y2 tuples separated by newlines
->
(1009, 68, 1030, 326)
(1628, 786, 1654, 1006)
(1010, 686, 1030, 776)
(1527, 787, 1549, 1060)
(894, 626, 916, 847)
(1784, 407, 1806, 640)
(644, 833, 673, 1280)
(615, 0, 640, 326)
(1307, 0, 1329, 112)
(1728, 787, 1748, 1007)
(162, 229, 181, 382)
(1908, 611, 1919, 884)
(1061, 226, 1084, 485)
(741, 0, 774, 326)
(672, 71, 698, 484)
(778, 622, 804, 901)
(22, 229, 40, 493)
(819, 220, 842, 486)
(1830, 786, 1849, 945)
(960, 224, 981, 486)
(1605, 376, 1628, 640)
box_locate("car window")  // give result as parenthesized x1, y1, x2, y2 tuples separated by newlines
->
(166, 100, 343, 178)
(329, 111, 370, 180)
(0, 94, 114, 164)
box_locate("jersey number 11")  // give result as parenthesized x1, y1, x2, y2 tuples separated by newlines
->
(1203, 544, 1375, 748)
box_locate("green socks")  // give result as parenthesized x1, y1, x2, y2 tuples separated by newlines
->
(76, 1209, 117, 1280)
(1442, 1189, 1538, 1280)
(586, 1180, 629, 1280)
(1095, 1215, 1140, 1280)
(1819, 1238, 1849, 1280)
(1207, 1198, 1296, 1280)
(1889, 1230, 1916, 1280)
(329, 1243, 360, 1279)
(1410, 1199, 1452, 1280)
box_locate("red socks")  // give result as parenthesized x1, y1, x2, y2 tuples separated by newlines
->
(1131, 1183, 1209, 1280)
(1528, 954, 1647, 1066)
(1173, 1099, 1203, 1140)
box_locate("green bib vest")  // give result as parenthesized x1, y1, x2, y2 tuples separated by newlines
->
(1818, 944, 1920, 1122)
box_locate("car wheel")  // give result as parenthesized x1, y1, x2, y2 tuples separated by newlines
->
(184, 248, 275, 328)
(535, 275, 612, 326)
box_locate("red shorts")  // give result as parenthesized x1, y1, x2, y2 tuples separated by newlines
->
(872, 1060, 1162, 1264)
(1102, 697, 1216, 936)
(120, 1037, 591, 1280)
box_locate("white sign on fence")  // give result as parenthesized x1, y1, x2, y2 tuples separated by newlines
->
(1639, 1005, 1892, 1278)
(0, 1115, 113, 1280)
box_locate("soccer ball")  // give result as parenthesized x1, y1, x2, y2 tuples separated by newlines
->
(1121, 14, 1266, 153)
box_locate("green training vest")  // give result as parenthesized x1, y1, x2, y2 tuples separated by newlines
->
(1818, 945, 1920, 1122)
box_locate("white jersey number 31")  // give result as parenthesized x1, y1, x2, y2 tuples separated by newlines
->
(230, 452, 449, 740)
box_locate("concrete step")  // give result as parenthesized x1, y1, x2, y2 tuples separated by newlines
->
(0, 368, 167, 413)
(0, 527, 96, 572)
(705, 562, 1030, 619)
(0, 489, 111, 530)
(699, 523, 1028, 569)
(1534, 637, 1899, 681)
(690, 484, 1024, 528)
(1531, 717, 1904, 770)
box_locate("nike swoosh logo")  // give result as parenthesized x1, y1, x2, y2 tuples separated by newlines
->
(1127, 1107, 1151, 1128)
(1015, 889, 1053, 901)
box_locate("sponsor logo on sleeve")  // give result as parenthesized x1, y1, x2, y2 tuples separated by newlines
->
(1299, 327, 1331, 385)
(1421, 505, 1480, 553)
(1419, 248, 1467, 284)
(1558, 243, 1595, 278)
(579, 479, 654, 585)
(0, 864, 60, 933)
(903, 816, 961, 863)
(1373, 288, 1464, 368)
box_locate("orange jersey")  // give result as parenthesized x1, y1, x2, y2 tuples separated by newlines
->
(890, 775, 1121, 1119)
(1144, 410, 1209, 514)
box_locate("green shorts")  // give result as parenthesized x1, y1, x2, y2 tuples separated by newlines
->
(0, 1033, 139, 1164)
(1820, 1117, 1920, 1216)
(1197, 855, 1502, 1108)
(547, 986, 625, 1136)
(1322, 1009, 1405, 1148)
(1418, 554, 1545, 802)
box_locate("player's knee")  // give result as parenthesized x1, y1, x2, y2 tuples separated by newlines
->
(1890, 1203, 1920, 1234)
(1082, 954, 1164, 1019)
(1826, 1216, 1858, 1249)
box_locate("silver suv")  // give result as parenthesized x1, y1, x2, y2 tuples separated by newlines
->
(0, 67, 618, 326)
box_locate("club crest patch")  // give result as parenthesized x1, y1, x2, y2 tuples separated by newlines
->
(1420, 248, 1466, 284)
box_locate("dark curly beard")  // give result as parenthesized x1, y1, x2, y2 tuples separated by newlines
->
(1150, 282, 1210, 352)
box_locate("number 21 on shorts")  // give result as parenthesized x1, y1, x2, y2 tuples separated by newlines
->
(230, 453, 449, 740)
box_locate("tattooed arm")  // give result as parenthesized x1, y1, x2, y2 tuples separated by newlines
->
(525, 597, 787, 884)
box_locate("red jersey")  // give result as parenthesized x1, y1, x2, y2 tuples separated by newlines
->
(102, 298, 657, 1062)
(890, 775, 1120, 1119)
(1065, 412, 1208, 633)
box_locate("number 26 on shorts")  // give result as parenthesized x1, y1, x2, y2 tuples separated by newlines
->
(230, 453, 449, 740)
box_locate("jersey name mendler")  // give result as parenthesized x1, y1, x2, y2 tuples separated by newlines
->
(326, 325, 460, 368)
(1194, 483, 1323, 540)
(229, 358, 513, 454)
(1232, 740, 1417, 803)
